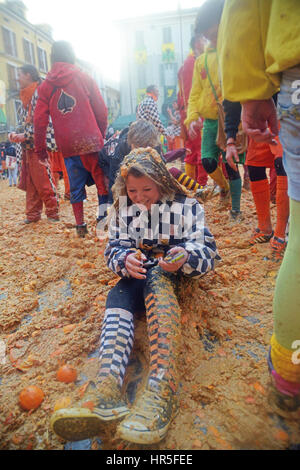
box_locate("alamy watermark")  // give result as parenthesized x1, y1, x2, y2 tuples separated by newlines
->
(0, 340, 6, 365)
(291, 340, 300, 365)
(291, 80, 300, 105)
(96, 197, 205, 244)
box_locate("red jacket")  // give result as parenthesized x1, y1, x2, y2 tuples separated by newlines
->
(34, 62, 108, 157)
(177, 54, 196, 124)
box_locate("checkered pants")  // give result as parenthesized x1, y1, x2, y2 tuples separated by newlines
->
(100, 267, 181, 392)
(98, 308, 134, 387)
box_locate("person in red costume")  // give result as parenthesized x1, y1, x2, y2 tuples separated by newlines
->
(9, 65, 59, 224)
(34, 41, 108, 237)
(177, 36, 207, 187)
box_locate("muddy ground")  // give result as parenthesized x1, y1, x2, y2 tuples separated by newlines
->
(0, 176, 299, 451)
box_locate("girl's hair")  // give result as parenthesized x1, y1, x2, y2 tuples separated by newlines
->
(111, 147, 192, 215)
(127, 120, 159, 148)
(19, 65, 41, 83)
(51, 41, 76, 65)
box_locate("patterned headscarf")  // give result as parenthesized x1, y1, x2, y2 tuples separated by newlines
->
(120, 147, 190, 198)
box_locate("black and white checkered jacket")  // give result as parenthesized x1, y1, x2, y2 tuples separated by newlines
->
(20, 88, 57, 152)
(105, 194, 221, 279)
(137, 95, 166, 136)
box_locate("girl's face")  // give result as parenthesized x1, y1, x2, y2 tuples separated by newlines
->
(126, 174, 161, 210)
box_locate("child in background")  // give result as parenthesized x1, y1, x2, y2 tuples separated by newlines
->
(128, 120, 211, 198)
(50, 147, 221, 444)
(5, 142, 18, 187)
(185, 0, 230, 206)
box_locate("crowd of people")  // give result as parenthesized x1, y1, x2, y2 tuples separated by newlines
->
(1, 0, 299, 447)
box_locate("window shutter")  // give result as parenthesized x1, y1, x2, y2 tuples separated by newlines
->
(31, 42, 36, 65)
(12, 31, 18, 57)
(2, 27, 11, 54)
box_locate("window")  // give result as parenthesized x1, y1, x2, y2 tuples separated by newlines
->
(2, 27, 18, 57)
(14, 99, 23, 126)
(137, 65, 146, 88)
(163, 27, 172, 44)
(37, 47, 48, 72)
(23, 38, 35, 65)
(135, 31, 145, 49)
(7, 64, 19, 91)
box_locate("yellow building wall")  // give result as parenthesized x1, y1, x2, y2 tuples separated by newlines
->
(0, 6, 53, 137)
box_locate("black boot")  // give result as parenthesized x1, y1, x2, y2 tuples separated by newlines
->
(76, 223, 88, 238)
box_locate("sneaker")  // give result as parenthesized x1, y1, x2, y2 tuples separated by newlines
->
(117, 384, 178, 444)
(22, 219, 40, 225)
(270, 236, 286, 261)
(76, 223, 88, 238)
(229, 210, 244, 222)
(249, 228, 274, 245)
(50, 377, 129, 442)
(47, 217, 60, 223)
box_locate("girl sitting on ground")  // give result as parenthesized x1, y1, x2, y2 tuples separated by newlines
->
(50, 147, 221, 445)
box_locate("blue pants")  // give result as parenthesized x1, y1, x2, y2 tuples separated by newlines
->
(8, 165, 18, 186)
(64, 153, 107, 204)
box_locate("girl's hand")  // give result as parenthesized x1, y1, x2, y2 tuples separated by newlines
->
(125, 252, 147, 279)
(159, 247, 188, 273)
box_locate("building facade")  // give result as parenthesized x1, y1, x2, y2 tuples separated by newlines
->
(0, 0, 53, 137)
(117, 7, 198, 119)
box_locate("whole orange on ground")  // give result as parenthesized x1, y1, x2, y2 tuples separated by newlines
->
(56, 365, 78, 383)
(19, 386, 44, 411)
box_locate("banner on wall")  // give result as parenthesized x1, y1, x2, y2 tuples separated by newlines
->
(135, 50, 147, 65)
(162, 43, 175, 63)
(0, 80, 7, 125)
(162, 86, 177, 119)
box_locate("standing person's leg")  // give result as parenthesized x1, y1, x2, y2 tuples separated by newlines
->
(201, 119, 230, 201)
(13, 164, 18, 186)
(80, 153, 109, 222)
(8, 169, 13, 187)
(269, 167, 277, 204)
(248, 165, 273, 244)
(63, 156, 89, 236)
(25, 151, 43, 223)
(50, 278, 145, 441)
(270, 157, 289, 261)
(225, 162, 242, 221)
(28, 150, 59, 220)
(118, 266, 181, 444)
(268, 67, 300, 416)
(184, 162, 197, 180)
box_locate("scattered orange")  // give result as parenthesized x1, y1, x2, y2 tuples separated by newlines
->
(56, 365, 78, 383)
(19, 386, 44, 411)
